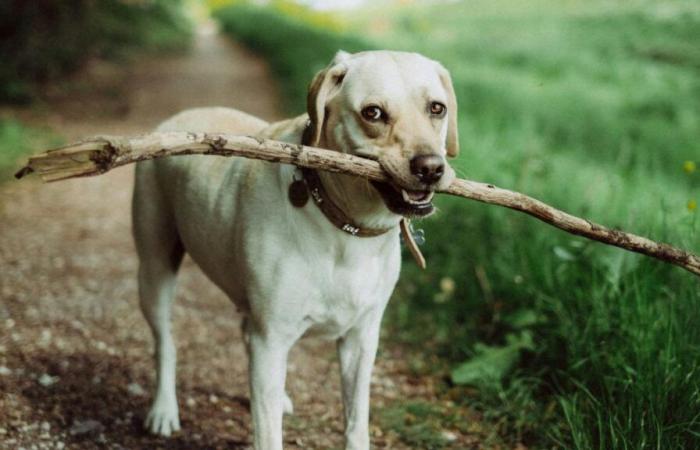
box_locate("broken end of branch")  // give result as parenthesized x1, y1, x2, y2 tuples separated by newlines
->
(17, 138, 119, 183)
(14, 165, 34, 179)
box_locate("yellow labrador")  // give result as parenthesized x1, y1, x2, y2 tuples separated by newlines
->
(132, 50, 458, 450)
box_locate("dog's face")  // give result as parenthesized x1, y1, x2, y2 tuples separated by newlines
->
(306, 50, 459, 218)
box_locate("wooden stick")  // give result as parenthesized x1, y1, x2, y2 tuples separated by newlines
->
(16, 132, 700, 277)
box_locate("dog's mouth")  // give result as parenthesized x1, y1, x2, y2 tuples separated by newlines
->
(371, 181, 435, 218)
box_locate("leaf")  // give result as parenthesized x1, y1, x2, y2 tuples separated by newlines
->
(553, 245, 576, 261)
(599, 248, 640, 290)
(451, 332, 534, 386)
(504, 309, 541, 329)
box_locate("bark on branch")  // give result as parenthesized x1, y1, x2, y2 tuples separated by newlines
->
(15, 132, 700, 277)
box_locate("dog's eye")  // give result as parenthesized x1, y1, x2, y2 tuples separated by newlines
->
(430, 101, 446, 116)
(361, 106, 385, 122)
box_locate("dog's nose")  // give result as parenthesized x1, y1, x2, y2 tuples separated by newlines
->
(410, 155, 445, 184)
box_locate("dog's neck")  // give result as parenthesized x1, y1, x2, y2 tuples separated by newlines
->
(310, 122, 401, 231)
(262, 114, 402, 232)
(317, 171, 401, 231)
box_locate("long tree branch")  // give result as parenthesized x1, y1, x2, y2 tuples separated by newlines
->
(15, 131, 700, 277)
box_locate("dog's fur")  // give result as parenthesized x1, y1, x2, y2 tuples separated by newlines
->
(132, 50, 458, 450)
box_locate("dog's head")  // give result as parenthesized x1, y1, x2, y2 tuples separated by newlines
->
(306, 50, 459, 218)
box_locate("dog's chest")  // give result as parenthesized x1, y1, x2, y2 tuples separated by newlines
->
(278, 237, 400, 338)
(301, 248, 399, 338)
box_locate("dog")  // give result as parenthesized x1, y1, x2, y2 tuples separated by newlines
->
(132, 50, 458, 450)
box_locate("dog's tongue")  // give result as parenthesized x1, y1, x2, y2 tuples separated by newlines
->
(401, 189, 431, 203)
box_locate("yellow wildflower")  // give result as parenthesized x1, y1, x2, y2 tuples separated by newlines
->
(689, 199, 697, 211)
(683, 161, 697, 174)
(440, 277, 456, 294)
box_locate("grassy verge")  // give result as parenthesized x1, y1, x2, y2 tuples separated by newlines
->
(215, 2, 700, 448)
(372, 3, 700, 448)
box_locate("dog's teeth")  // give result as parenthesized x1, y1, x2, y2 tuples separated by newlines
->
(401, 189, 433, 205)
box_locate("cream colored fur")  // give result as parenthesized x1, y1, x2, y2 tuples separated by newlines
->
(132, 50, 458, 450)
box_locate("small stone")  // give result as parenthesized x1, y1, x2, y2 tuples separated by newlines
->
(186, 397, 196, 408)
(38, 374, 58, 387)
(441, 430, 458, 442)
(41, 421, 51, 432)
(0, 366, 11, 376)
(69, 419, 104, 436)
(55, 443, 65, 450)
(209, 394, 219, 404)
(127, 382, 145, 397)
(0, 427, 6, 434)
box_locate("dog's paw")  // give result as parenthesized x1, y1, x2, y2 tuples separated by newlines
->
(283, 392, 294, 415)
(144, 400, 181, 437)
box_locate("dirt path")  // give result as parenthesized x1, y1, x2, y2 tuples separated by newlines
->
(0, 25, 477, 450)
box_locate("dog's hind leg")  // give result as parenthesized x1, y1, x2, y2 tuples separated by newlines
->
(133, 163, 185, 437)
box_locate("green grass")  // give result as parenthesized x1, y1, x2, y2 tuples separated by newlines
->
(0, 119, 59, 180)
(375, 401, 454, 449)
(215, 2, 700, 448)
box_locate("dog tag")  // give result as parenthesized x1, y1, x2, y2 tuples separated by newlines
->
(400, 219, 426, 269)
(410, 223, 426, 246)
(288, 179, 309, 207)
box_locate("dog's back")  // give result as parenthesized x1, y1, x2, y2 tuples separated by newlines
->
(132, 107, 271, 305)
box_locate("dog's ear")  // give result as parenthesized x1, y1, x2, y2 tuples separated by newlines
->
(306, 61, 347, 147)
(333, 50, 352, 63)
(435, 63, 459, 158)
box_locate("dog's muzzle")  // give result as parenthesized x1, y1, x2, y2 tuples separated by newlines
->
(371, 154, 448, 218)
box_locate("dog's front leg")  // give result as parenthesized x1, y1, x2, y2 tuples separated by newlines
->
(248, 330, 293, 450)
(338, 312, 383, 450)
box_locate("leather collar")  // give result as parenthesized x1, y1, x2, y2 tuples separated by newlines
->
(301, 167, 394, 237)
(299, 121, 395, 238)
(295, 122, 426, 268)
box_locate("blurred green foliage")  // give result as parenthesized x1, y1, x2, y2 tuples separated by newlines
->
(215, 2, 700, 448)
(213, 2, 369, 112)
(0, 0, 192, 103)
(0, 120, 59, 180)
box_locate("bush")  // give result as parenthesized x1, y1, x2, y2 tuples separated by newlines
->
(0, 0, 192, 103)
